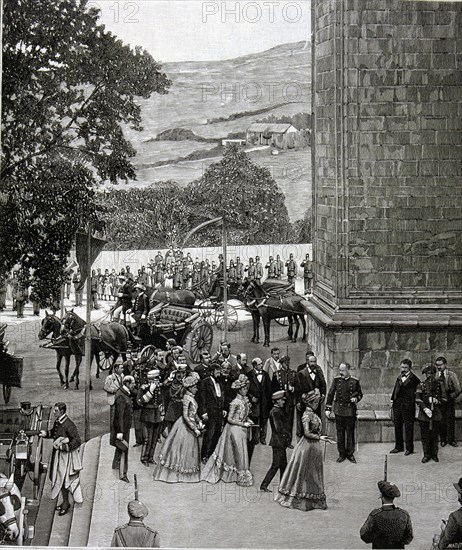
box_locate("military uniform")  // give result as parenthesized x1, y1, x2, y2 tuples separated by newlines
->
(111, 501, 160, 548)
(360, 504, 413, 549)
(266, 259, 278, 279)
(438, 507, 462, 549)
(300, 256, 313, 293)
(228, 264, 237, 294)
(415, 375, 446, 462)
(276, 257, 284, 280)
(246, 260, 256, 282)
(285, 257, 297, 284)
(255, 258, 263, 285)
(137, 378, 164, 464)
(271, 366, 296, 440)
(326, 375, 363, 460)
(236, 260, 245, 286)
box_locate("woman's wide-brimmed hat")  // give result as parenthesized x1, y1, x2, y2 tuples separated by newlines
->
(231, 374, 249, 390)
(183, 372, 200, 388)
(302, 388, 321, 405)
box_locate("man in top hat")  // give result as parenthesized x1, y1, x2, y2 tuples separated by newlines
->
(111, 499, 160, 547)
(360, 481, 413, 549)
(416, 364, 447, 463)
(437, 478, 462, 549)
(260, 390, 291, 493)
(137, 370, 164, 466)
(435, 356, 461, 448)
(325, 362, 363, 463)
(390, 359, 420, 456)
(127, 283, 150, 335)
(111, 376, 136, 482)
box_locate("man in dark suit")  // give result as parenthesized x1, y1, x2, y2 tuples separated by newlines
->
(111, 376, 136, 482)
(295, 353, 327, 436)
(260, 391, 292, 492)
(325, 362, 363, 463)
(436, 356, 461, 448)
(251, 357, 272, 444)
(194, 350, 212, 380)
(271, 355, 296, 447)
(198, 363, 225, 463)
(390, 358, 420, 456)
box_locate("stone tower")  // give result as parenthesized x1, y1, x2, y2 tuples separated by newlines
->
(308, 0, 462, 402)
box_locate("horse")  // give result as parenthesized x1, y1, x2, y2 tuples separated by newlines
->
(38, 312, 82, 389)
(0, 473, 22, 544)
(61, 309, 129, 386)
(147, 286, 196, 308)
(238, 279, 307, 347)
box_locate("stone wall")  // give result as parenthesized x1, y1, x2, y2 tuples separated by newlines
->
(312, 0, 462, 308)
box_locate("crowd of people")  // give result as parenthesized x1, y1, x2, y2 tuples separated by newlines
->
(0, 249, 313, 317)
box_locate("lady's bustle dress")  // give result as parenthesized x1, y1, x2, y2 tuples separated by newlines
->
(152, 392, 201, 483)
(275, 408, 327, 511)
(201, 394, 253, 487)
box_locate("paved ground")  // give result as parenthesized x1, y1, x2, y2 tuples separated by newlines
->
(90, 435, 461, 549)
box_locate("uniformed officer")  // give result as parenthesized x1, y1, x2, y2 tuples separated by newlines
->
(271, 356, 296, 447)
(276, 254, 284, 279)
(228, 260, 237, 294)
(325, 362, 363, 463)
(360, 481, 413, 549)
(181, 261, 191, 289)
(300, 253, 313, 294)
(127, 283, 149, 336)
(235, 257, 245, 286)
(255, 256, 263, 285)
(416, 364, 447, 463)
(111, 500, 160, 547)
(266, 256, 278, 279)
(245, 257, 256, 281)
(285, 253, 297, 285)
(172, 264, 183, 290)
(137, 370, 164, 465)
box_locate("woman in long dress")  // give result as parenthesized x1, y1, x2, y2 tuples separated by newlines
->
(201, 374, 253, 487)
(275, 389, 329, 511)
(153, 372, 203, 483)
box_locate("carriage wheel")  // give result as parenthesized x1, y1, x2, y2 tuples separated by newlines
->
(3, 384, 11, 403)
(99, 352, 115, 371)
(182, 322, 213, 363)
(197, 300, 215, 325)
(214, 304, 238, 331)
(139, 345, 157, 364)
(275, 317, 288, 327)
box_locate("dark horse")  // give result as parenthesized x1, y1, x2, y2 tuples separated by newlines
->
(61, 309, 129, 386)
(38, 312, 82, 389)
(147, 286, 196, 308)
(238, 279, 307, 347)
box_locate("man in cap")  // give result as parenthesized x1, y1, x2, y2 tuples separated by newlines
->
(390, 358, 420, 456)
(436, 478, 462, 549)
(300, 252, 313, 294)
(127, 283, 149, 336)
(111, 376, 136, 482)
(271, 355, 296, 447)
(111, 499, 160, 547)
(416, 364, 447, 463)
(260, 390, 291, 492)
(325, 362, 363, 463)
(360, 481, 413, 549)
(137, 369, 164, 465)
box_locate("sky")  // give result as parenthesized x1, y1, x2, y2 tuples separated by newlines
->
(94, 0, 311, 62)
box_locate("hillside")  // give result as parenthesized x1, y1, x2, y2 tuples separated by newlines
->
(120, 41, 312, 221)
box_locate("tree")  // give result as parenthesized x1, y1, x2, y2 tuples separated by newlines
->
(292, 207, 312, 243)
(1, 0, 171, 304)
(186, 145, 292, 245)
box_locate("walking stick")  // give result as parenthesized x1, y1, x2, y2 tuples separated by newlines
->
(384, 455, 388, 482)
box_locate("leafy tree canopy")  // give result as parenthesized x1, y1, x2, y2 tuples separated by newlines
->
(1, 0, 170, 305)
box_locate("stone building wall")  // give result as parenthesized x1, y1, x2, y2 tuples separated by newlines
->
(312, 0, 462, 308)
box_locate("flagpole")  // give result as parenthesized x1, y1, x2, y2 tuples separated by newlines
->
(222, 220, 228, 340)
(85, 224, 92, 441)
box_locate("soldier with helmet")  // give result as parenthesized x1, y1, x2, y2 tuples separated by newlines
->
(266, 256, 278, 279)
(111, 499, 160, 547)
(285, 253, 297, 285)
(300, 252, 313, 294)
(360, 481, 413, 549)
(245, 257, 256, 282)
(255, 256, 264, 285)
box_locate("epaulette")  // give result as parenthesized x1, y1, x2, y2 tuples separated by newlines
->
(370, 508, 382, 516)
(350, 376, 359, 381)
(145, 526, 158, 535)
(334, 375, 342, 379)
(114, 523, 129, 531)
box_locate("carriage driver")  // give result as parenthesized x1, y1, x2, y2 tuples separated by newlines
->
(112, 276, 133, 324)
(126, 284, 149, 335)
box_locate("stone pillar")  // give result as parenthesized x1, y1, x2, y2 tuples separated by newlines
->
(308, 0, 462, 406)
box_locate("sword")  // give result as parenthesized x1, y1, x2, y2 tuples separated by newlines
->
(134, 474, 138, 501)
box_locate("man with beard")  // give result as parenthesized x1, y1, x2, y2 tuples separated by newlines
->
(263, 347, 281, 382)
(244, 357, 272, 453)
(195, 350, 213, 380)
(295, 354, 326, 436)
(198, 363, 226, 463)
(220, 361, 236, 413)
(212, 342, 238, 374)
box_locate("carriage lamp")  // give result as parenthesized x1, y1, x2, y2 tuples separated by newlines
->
(15, 431, 29, 461)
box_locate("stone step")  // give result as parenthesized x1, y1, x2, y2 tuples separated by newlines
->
(68, 435, 102, 547)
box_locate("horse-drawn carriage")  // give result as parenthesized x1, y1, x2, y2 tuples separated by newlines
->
(0, 324, 23, 404)
(0, 403, 51, 544)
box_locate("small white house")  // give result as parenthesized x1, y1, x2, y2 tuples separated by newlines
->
(246, 123, 298, 148)
(221, 138, 246, 147)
